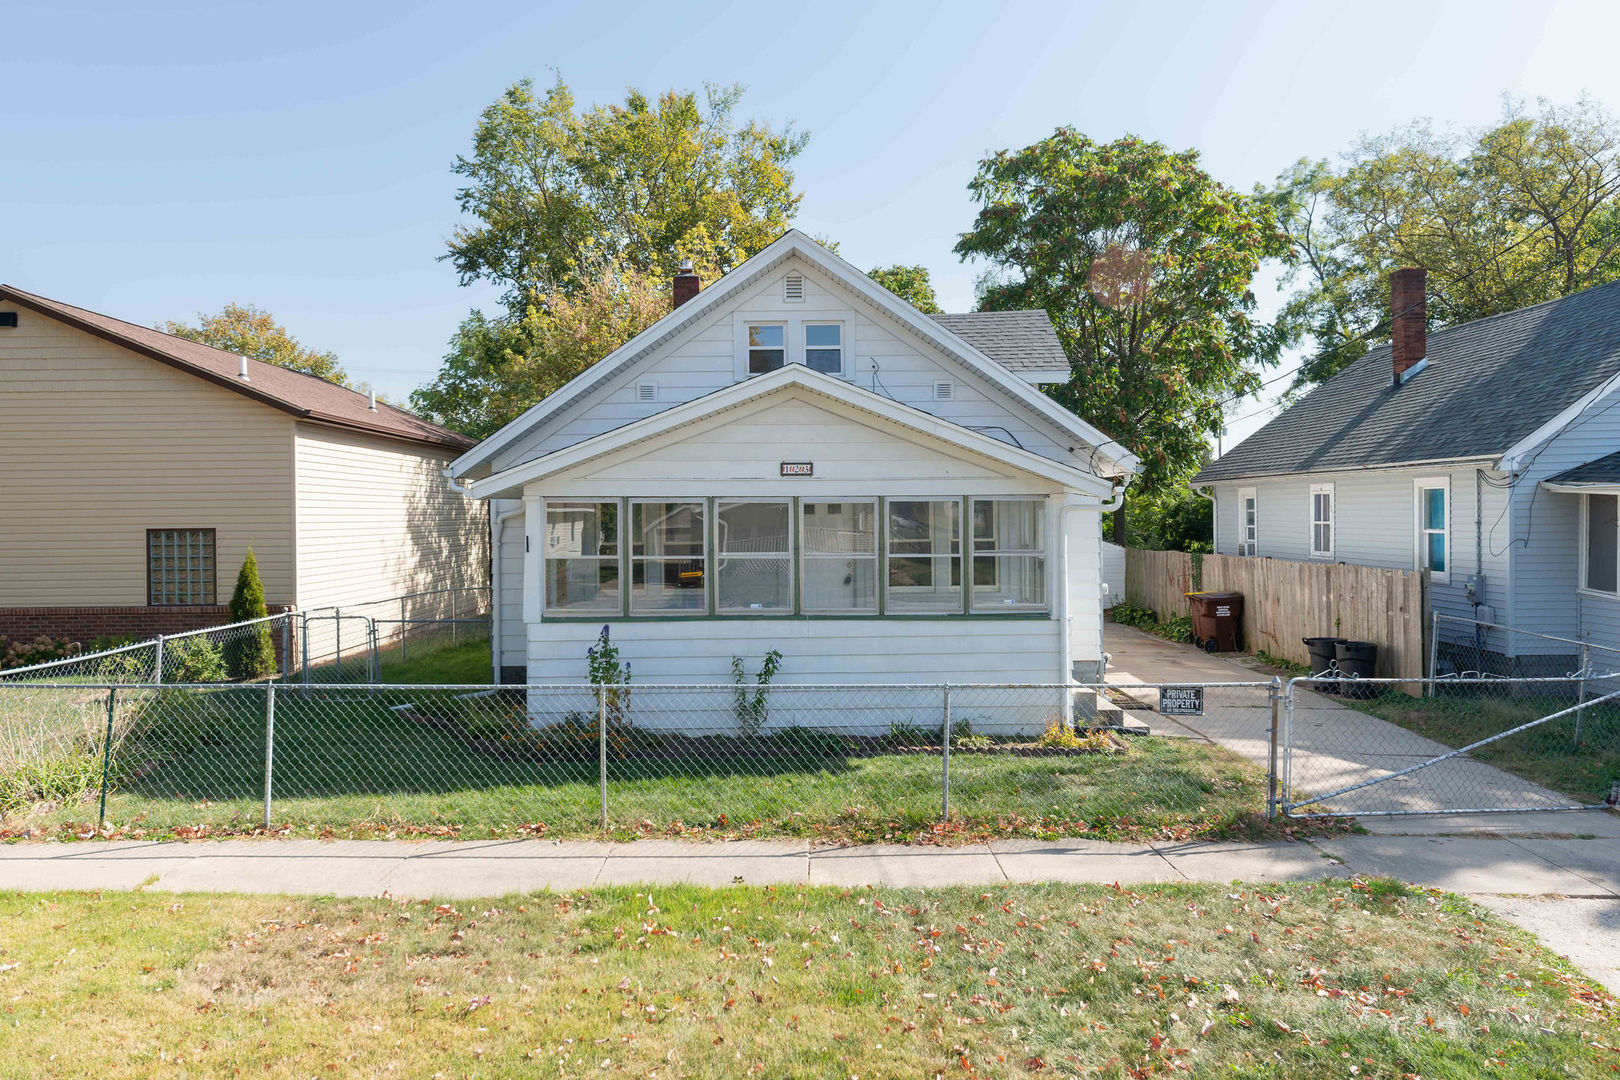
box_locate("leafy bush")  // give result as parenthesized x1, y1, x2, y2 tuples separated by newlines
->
(888, 720, 933, 748)
(587, 625, 631, 729)
(1109, 602, 1158, 629)
(953, 734, 993, 750)
(1153, 615, 1194, 643)
(164, 637, 227, 683)
(0, 635, 80, 671)
(732, 649, 784, 736)
(223, 547, 277, 680)
(1036, 718, 1121, 752)
(86, 634, 142, 653)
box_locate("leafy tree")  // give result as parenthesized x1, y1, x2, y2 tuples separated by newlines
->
(222, 547, 276, 680)
(954, 130, 1291, 542)
(867, 264, 943, 313)
(159, 303, 346, 385)
(1264, 96, 1620, 391)
(412, 259, 672, 439)
(417, 76, 807, 434)
(1126, 485, 1212, 552)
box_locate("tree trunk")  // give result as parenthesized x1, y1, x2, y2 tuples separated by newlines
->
(1111, 496, 1127, 546)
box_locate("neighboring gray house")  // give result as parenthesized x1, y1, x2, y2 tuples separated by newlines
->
(1193, 268, 1620, 669)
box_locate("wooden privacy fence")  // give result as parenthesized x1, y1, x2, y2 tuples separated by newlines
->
(1123, 549, 1428, 680)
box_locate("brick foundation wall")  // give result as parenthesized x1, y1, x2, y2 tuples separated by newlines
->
(0, 605, 294, 648)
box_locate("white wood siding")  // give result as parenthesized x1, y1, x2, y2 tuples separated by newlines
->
(292, 424, 487, 612)
(492, 497, 526, 674)
(491, 255, 1079, 473)
(0, 312, 297, 605)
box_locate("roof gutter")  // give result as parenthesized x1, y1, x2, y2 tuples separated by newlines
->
(1192, 454, 1500, 486)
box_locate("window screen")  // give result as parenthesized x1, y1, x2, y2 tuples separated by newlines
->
(147, 529, 216, 605)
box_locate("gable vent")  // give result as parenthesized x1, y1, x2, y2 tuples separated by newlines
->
(784, 272, 804, 302)
(933, 380, 955, 401)
(636, 381, 658, 403)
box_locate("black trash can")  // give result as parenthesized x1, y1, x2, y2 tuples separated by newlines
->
(1301, 636, 1346, 693)
(1334, 640, 1378, 699)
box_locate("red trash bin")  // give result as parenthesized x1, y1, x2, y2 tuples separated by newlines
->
(1185, 591, 1244, 653)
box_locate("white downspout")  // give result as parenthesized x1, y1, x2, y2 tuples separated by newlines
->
(490, 504, 525, 684)
(442, 466, 475, 498)
(1193, 484, 1217, 551)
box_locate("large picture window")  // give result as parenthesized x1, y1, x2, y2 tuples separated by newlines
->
(1585, 493, 1618, 594)
(887, 500, 962, 612)
(801, 501, 877, 612)
(971, 499, 1046, 610)
(543, 502, 620, 613)
(716, 500, 792, 612)
(630, 501, 707, 613)
(147, 528, 216, 606)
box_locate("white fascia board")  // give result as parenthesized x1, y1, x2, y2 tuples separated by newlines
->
(1496, 367, 1620, 474)
(451, 229, 1138, 479)
(467, 365, 1116, 501)
(1542, 480, 1620, 494)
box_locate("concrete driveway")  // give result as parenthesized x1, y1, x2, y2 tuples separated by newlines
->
(1103, 623, 1619, 832)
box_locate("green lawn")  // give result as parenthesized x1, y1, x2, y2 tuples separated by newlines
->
(1355, 688, 1620, 805)
(1, 881, 1614, 1078)
(3, 678, 1279, 843)
(374, 636, 495, 684)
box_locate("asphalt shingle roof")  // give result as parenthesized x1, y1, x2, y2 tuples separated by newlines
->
(1545, 450, 1620, 485)
(929, 310, 1069, 376)
(0, 285, 472, 450)
(1194, 280, 1620, 484)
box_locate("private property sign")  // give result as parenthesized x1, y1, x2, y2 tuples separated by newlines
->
(779, 462, 813, 477)
(1159, 686, 1204, 716)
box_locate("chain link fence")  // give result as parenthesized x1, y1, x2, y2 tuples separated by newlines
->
(1432, 612, 1620, 680)
(1, 680, 1278, 838)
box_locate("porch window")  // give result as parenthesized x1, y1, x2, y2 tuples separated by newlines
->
(971, 499, 1046, 610)
(1414, 478, 1449, 584)
(804, 322, 843, 374)
(1309, 484, 1334, 558)
(1238, 487, 1258, 557)
(146, 529, 215, 606)
(716, 500, 793, 612)
(1584, 493, 1618, 594)
(801, 501, 878, 612)
(887, 499, 962, 612)
(543, 502, 620, 613)
(630, 501, 707, 613)
(746, 323, 785, 374)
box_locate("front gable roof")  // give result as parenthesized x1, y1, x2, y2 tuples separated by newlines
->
(449, 230, 1136, 479)
(468, 364, 1117, 500)
(0, 285, 472, 450)
(1194, 280, 1620, 484)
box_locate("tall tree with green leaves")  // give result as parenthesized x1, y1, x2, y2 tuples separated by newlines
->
(414, 76, 808, 433)
(867, 264, 943, 313)
(160, 303, 346, 385)
(954, 130, 1291, 542)
(1264, 96, 1620, 392)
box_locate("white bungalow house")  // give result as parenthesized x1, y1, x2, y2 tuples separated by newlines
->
(446, 231, 1136, 722)
(1194, 268, 1620, 674)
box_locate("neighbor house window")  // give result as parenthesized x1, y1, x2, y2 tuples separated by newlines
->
(630, 501, 707, 613)
(1414, 478, 1449, 584)
(147, 529, 216, 606)
(1309, 484, 1335, 558)
(1238, 487, 1258, 557)
(747, 323, 786, 374)
(804, 322, 843, 374)
(887, 499, 962, 612)
(801, 501, 878, 612)
(1584, 493, 1619, 594)
(543, 502, 619, 613)
(716, 500, 792, 613)
(971, 498, 1046, 610)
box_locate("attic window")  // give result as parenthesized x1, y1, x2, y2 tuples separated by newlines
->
(636, 381, 658, 403)
(784, 272, 804, 302)
(933, 381, 954, 401)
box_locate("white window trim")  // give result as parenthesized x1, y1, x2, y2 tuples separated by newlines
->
(1308, 483, 1335, 559)
(742, 321, 787, 377)
(803, 320, 844, 376)
(1237, 487, 1258, 557)
(1578, 492, 1620, 598)
(1412, 476, 1451, 586)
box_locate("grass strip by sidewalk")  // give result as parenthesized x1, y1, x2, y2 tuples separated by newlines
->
(1, 880, 1614, 1078)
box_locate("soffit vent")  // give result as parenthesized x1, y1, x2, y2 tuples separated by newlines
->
(933, 380, 954, 401)
(636, 381, 658, 403)
(784, 272, 804, 302)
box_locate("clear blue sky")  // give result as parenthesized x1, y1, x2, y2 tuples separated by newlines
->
(6, 0, 1617, 446)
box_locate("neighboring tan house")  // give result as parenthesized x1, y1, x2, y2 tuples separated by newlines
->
(446, 231, 1137, 718)
(1194, 268, 1620, 671)
(0, 285, 486, 645)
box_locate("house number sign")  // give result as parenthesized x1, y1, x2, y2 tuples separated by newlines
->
(779, 462, 813, 477)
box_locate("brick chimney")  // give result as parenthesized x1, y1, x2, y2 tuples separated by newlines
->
(672, 259, 701, 310)
(1390, 266, 1427, 383)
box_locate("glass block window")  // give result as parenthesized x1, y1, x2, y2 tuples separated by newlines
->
(147, 529, 216, 605)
